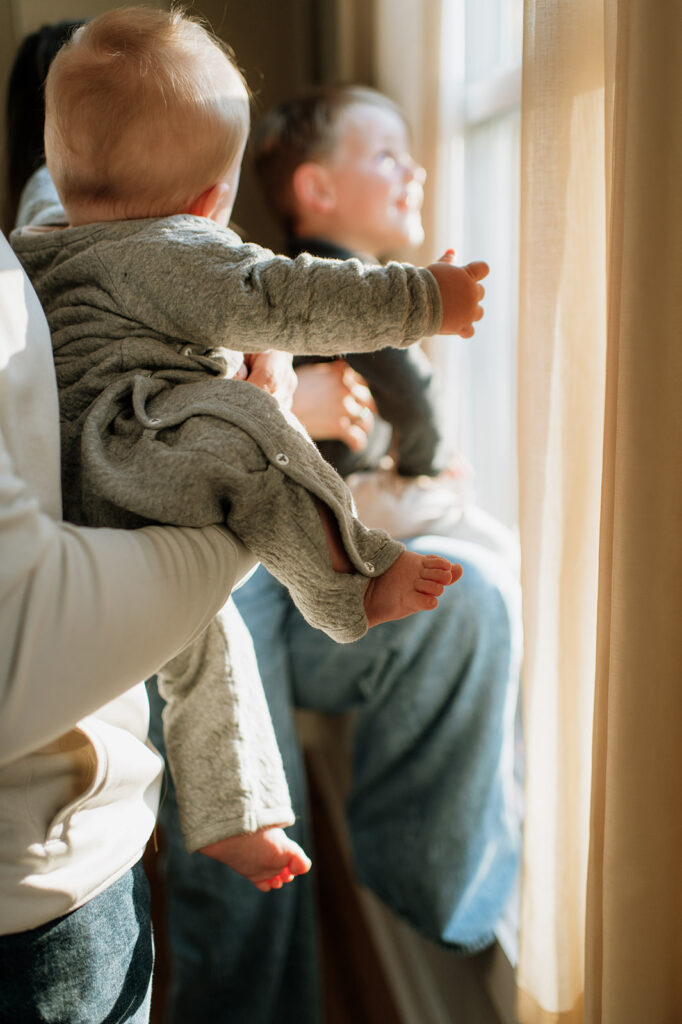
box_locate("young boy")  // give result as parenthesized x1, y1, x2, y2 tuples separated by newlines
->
(252, 84, 519, 568)
(12, 9, 487, 889)
(252, 84, 445, 479)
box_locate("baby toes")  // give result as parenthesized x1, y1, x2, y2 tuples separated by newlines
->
(420, 558, 461, 585)
(415, 578, 446, 596)
(422, 555, 452, 570)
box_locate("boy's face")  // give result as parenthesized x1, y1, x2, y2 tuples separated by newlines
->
(318, 102, 426, 257)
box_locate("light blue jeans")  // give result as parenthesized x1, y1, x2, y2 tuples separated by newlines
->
(148, 535, 522, 1024)
(0, 860, 153, 1024)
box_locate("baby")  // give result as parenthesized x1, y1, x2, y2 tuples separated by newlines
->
(12, 7, 487, 889)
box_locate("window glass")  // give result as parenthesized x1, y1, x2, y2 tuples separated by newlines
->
(436, 0, 522, 527)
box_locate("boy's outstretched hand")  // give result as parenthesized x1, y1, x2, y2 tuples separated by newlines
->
(427, 249, 489, 338)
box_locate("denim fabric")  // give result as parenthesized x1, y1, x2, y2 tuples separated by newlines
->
(0, 860, 153, 1024)
(148, 534, 522, 1024)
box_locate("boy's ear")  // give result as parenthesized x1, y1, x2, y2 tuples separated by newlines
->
(291, 162, 336, 214)
(186, 182, 233, 222)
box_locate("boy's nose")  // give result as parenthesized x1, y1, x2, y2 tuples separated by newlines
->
(401, 156, 427, 184)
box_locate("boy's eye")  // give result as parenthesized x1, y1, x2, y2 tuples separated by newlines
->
(376, 151, 397, 171)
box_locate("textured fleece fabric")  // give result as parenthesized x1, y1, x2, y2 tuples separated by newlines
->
(289, 236, 452, 479)
(12, 168, 442, 847)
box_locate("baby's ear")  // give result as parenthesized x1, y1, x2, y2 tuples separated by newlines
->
(292, 162, 336, 214)
(186, 182, 233, 223)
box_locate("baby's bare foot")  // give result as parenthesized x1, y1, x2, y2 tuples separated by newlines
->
(199, 826, 312, 892)
(364, 552, 462, 628)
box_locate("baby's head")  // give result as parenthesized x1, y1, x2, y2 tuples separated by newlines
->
(252, 84, 426, 257)
(44, 6, 249, 225)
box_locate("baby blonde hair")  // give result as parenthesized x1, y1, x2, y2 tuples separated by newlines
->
(44, 5, 250, 223)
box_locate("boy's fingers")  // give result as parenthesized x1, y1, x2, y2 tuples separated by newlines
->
(438, 248, 456, 263)
(465, 260, 489, 280)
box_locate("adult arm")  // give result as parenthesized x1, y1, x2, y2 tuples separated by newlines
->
(0, 431, 255, 765)
(299, 348, 452, 478)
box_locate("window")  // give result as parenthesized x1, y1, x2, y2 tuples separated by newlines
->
(433, 0, 523, 529)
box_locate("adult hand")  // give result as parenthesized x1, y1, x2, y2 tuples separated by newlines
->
(292, 360, 376, 451)
(239, 351, 298, 410)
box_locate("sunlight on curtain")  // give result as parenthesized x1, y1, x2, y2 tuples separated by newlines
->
(518, 1, 682, 1022)
(516, 3, 606, 1020)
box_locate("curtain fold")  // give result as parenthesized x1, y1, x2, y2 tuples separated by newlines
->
(585, 3, 682, 1022)
(519, 1, 682, 1021)
(516, 3, 606, 1020)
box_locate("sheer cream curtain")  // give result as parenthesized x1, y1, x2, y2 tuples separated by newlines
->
(584, 3, 682, 1022)
(517, 1, 606, 1018)
(519, 1, 682, 1022)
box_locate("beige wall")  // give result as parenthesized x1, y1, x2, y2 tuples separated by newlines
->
(14, 0, 149, 37)
(1, 0, 345, 248)
(198, 0, 334, 251)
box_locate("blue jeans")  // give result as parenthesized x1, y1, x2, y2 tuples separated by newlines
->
(0, 860, 153, 1024)
(148, 535, 522, 1024)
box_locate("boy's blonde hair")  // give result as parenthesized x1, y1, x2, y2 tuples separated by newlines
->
(44, 6, 249, 223)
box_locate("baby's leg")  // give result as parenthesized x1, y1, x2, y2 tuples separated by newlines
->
(364, 552, 463, 628)
(199, 827, 312, 893)
(317, 500, 462, 627)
